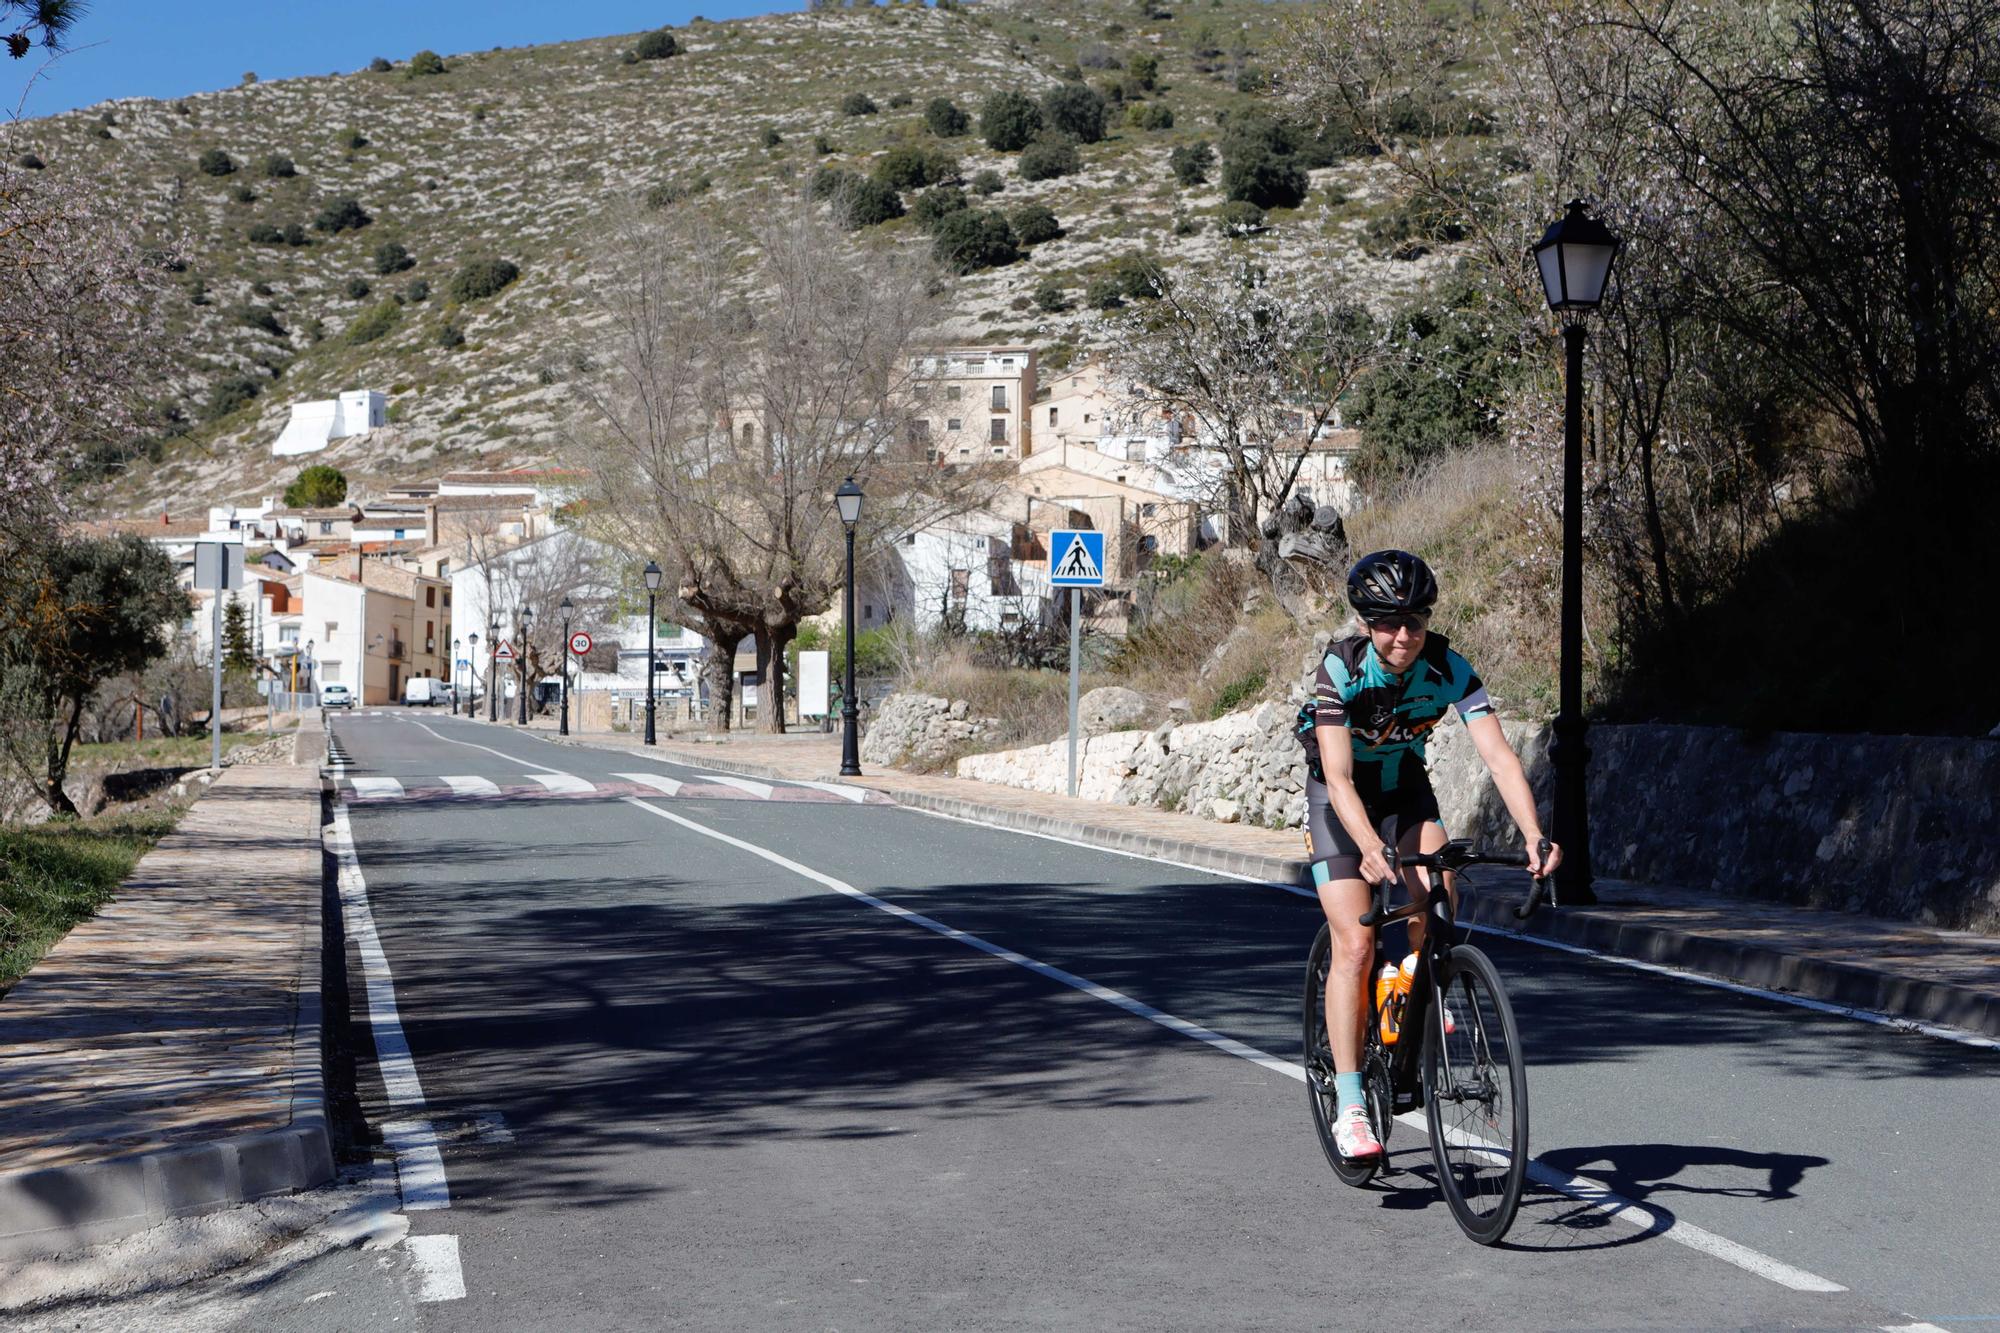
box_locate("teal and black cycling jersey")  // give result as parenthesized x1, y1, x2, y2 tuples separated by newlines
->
(1293, 631, 1495, 796)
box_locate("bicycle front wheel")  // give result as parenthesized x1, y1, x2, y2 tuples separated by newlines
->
(1422, 944, 1529, 1245)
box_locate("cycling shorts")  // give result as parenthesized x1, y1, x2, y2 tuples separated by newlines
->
(1304, 772, 1443, 885)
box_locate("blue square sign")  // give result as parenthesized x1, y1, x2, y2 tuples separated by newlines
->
(1048, 529, 1107, 587)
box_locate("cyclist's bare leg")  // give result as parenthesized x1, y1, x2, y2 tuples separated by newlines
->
(1400, 819, 1453, 958)
(1316, 875, 1374, 1074)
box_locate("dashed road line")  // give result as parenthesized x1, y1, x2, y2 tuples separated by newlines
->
(617, 771, 685, 797)
(407, 1233, 467, 1303)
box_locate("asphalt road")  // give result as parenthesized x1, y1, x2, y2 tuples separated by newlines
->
(285, 709, 1998, 1330)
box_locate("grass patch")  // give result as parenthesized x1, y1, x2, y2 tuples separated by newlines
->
(68, 731, 262, 770)
(1, 809, 183, 993)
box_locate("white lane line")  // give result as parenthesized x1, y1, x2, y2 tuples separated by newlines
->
(440, 775, 501, 797)
(616, 771, 684, 797)
(328, 806, 428, 1109)
(625, 795, 1855, 1297)
(527, 772, 594, 795)
(785, 779, 872, 803)
(404, 717, 569, 774)
(903, 804, 2000, 1053)
(701, 774, 775, 800)
(349, 776, 405, 800)
(381, 1119, 451, 1211)
(406, 1233, 467, 1302)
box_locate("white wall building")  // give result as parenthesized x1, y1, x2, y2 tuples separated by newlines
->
(271, 389, 387, 458)
(872, 514, 1054, 635)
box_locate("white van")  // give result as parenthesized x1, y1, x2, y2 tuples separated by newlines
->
(403, 677, 451, 707)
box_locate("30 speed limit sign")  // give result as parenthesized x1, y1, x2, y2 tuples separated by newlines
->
(568, 631, 593, 656)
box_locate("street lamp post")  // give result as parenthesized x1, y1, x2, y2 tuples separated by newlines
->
(1531, 199, 1621, 906)
(517, 604, 534, 725)
(835, 478, 864, 776)
(559, 596, 574, 737)
(487, 618, 500, 721)
(643, 561, 663, 746)
(466, 633, 478, 716)
(451, 637, 462, 715)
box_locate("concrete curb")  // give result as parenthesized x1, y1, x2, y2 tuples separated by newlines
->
(0, 755, 335, 1261)
(554, 735, 2000, 1041)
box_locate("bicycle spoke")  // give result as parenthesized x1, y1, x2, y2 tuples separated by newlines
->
(1425, 947, 1529, 1242)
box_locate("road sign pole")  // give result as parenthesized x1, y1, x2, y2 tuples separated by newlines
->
(1067, 586, 1081, 799)
(209, 590, 224, 773)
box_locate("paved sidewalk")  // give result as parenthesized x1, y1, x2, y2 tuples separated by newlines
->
(0, 752, 331, 1260)
(528, 719, 2000, 1041)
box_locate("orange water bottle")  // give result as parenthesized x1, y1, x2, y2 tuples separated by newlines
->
(1378, 962, 1405, 1044)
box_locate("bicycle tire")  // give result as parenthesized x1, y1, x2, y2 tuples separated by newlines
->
(1304, 924, 1390, 1186)
(1421, 943, 1529, 1245)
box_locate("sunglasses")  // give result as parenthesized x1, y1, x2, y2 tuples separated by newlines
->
(1366, 613, 1430, 633)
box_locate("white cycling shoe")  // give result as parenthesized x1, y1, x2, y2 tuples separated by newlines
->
(1333, 1107, 1383, 1159)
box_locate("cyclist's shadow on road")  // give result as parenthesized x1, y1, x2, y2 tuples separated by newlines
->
(1370, 1141, 1831, 1253)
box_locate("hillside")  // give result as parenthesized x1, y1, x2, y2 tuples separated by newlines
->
(14, 0, 1456, 515)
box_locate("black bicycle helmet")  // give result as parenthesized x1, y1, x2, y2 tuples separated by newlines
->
(1346, 549, 1438, 620)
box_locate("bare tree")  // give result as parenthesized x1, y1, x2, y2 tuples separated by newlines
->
(564, 191, 1000, 732)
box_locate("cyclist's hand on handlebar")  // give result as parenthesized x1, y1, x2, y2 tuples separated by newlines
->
(1358, 841, 1397, 889)
(1527, 838, 1561, 879)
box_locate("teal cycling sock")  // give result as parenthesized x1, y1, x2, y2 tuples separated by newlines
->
(1333, 1070, 1365, 1113)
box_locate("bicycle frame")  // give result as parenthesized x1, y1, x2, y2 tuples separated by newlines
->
(1361, 867, 1458, 1109)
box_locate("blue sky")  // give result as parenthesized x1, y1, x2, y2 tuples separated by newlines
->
(6, 1, 794, 119)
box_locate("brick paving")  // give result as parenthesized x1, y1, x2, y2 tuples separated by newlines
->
(0, 763, 323, 1175)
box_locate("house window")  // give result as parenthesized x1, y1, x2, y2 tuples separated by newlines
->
(991, 385, 1008, 410)
(425, 587, 435, 607)
(864, 604, 874, 620)
(907, 418, 930, 443)
(741, 421, 757, 446)
(1048, 406, 1058, 426)
(946, 417, 962, 431)
(991, 447, 1006, 458)
(438, 560, 450, 577)
(989, 418, 1006, 443)
(279, 625, 299, 644)
(949, 569, 970, 603)
(914, 387, 930, 402)
(904, 533, 917, 546)
(958, 447, 971, 458)
(319, 521, 333, 535)
(1141, 502, 1158, 517)
(393, 528, 406, 540)
(1001, 357, 1016, 367)
(1116, 474, 1127, 484)
(1083, 412, 1094, 423)
(946, 385, 961, 401)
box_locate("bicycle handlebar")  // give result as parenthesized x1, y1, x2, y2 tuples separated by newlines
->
(1355, 838, 1556, 927)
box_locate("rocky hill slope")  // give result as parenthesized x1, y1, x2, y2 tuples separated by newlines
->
(17, 0, 1450, 514)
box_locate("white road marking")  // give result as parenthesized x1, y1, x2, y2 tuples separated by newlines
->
(381, 1119, 451, 1211)
(626, 796, 1856, 1298)
(328, 806, 428, 1109)
(471, 1111, 515, 1145)
(1881, 1323, 1953, 1332)
(905, 804, 2000, 1052)
(527, 772, 594, 795)
(404, 716, 569, 773)
(702, 774, 775, 800)
(406, 1233, 467, 1302)
(349, 776, 405, 800)
(616, 771, 684, 797)
(786, 779, 872, 803)
(440, 775, 501, 797)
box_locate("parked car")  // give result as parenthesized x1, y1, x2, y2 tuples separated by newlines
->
(403, 677, 451, 707)
(320, 683, 355, 710)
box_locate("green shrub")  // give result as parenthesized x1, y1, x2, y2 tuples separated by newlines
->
(1011, 203, 1061, 244)
(16, 151, 42, 169)
(1033, 278, 1069, 312)
(236, 304, 285, 337)
(345, 276, 372, 300)
(197, 148, 235, 176)
(812, 132, 834, 155)
(337, 128, 368, 150)
(909, 185, 969, 232)
(887, 91, 913, 109)
(931, 208, 1019, 274)
(283, 222, 310, 246)
(373, 241, 414, 274)
(1220, 117, 1308, 209)
(840, 91, 878, 116)
(232, 183, 257, 203)
(1078, 43, 1122, 69)
(448, 257, 520, 303)
(436, 322, 466, 349)
(760, 126, 783, 148)
(1041, 83, 1108, 143)
(924, 96, 969, 137)
(634, 29, 679, 60)
(840, 178, 904, 229)
(403, 278, 430, 303)
(283, 463, 347, 507)
(872, 142, 956, 191)
(1216, 199, 1267, 231)
(314, 197, 371, 233)
(1235, 65, 1268, 94)
(262, 153, 295, 178)
(808, 166, 854, 201)
(1085, 274, 1126, 309)
(1128, 101, 1173, 130)
(408, 49, 446, 76)
(1130, 52, 1159, 89)
(1211, 665, 1268, 716)
(247, 223, 284, 244)
(367, 56, 392, 73)
(346, 300, 400, 345)
(1017, 134, 1081, 182)
(644, 174, 712, 207)
(980, 90, 1043, 151)
(203, 375, 262, 421)
(970, 168, 1004, 195)
(1169, 140, 1213, 186)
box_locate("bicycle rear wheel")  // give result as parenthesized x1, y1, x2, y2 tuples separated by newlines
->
(1422, 944, 1529, 1244)
(1304, 925, 1390, 1186)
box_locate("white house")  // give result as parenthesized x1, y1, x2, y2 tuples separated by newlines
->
(271, 389, 387, 458)
(872, 513, 1054, 635)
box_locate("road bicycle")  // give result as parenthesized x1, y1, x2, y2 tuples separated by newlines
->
(1303, 838, 1554, 1245)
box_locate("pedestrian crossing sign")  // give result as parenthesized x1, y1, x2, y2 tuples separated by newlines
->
(1049, 529, 1106, 587)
